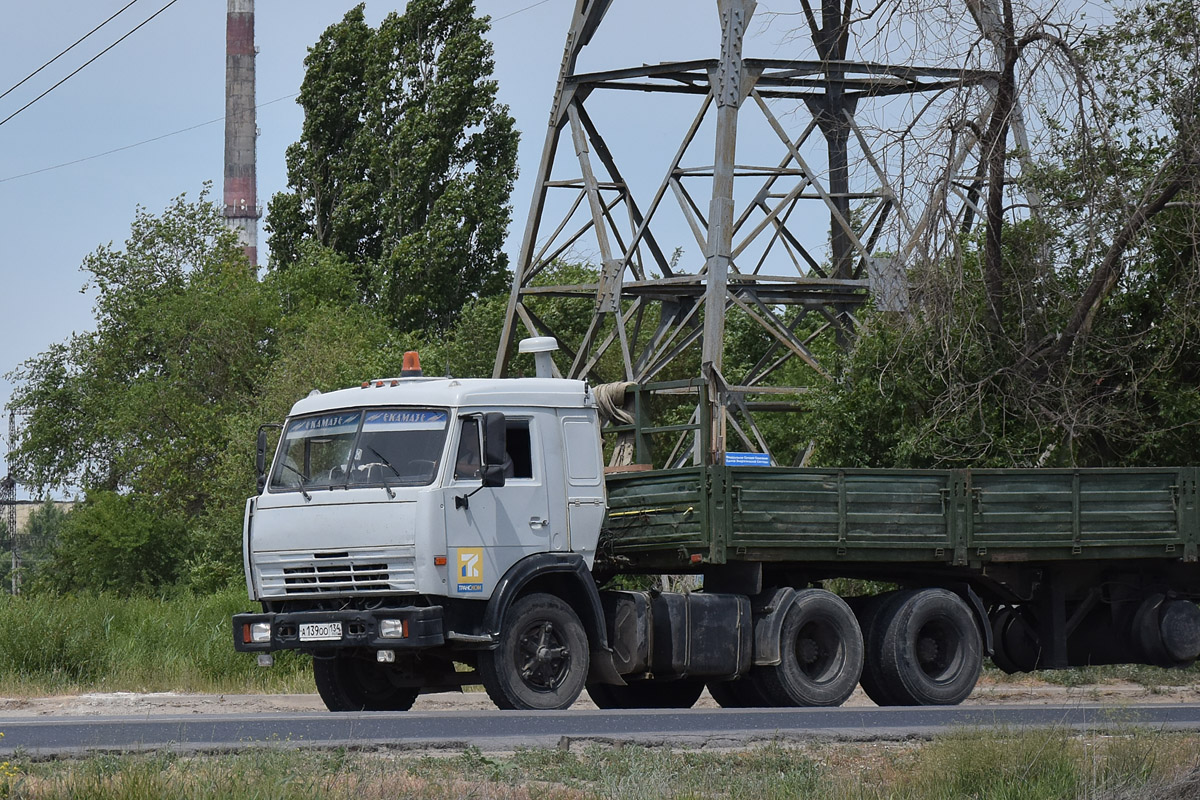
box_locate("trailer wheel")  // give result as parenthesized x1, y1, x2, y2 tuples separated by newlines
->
(756, 589, 864, 707)
(479, 593, 589, 710)
(1135, 595, 1200, 668)
(706, 675, 775, 707)
(873, 589, 982, 706)
(312, 653, 420, 712)
(586, 678, 704, 709)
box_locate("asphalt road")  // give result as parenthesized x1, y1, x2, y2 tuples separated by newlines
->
(3, 704, 1200, 757)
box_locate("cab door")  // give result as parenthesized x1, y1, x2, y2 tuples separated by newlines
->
(443, 412, 553, 600)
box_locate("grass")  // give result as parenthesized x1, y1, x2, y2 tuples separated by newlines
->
(0, 731, 1197, 800)
(0, 590, 310, 696)
(984, 661, 1200, 691)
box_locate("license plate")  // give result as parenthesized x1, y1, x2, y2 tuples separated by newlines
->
(299, 622, 343, 641)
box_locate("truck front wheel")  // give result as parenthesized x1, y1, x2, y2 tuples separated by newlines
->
(479, 593, 590, 710)
(312, 653, 420, 712)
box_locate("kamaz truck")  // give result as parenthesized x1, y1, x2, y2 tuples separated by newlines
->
(234, 338, 1200, 711)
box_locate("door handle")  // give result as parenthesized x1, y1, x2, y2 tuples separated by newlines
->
(529, 517, 548, 529)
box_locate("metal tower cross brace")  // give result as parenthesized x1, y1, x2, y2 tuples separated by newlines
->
(496, 0, 1017, 466)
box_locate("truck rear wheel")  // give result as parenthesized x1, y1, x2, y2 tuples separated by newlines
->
(868, 589, 982, 706)
(479, 593, 589, 710)
(755, 589, 864, 707)
(312, 653, 420, 712)
(586, 678, 704, 709)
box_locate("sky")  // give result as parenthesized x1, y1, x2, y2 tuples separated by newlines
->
(0, 0, 806, 496)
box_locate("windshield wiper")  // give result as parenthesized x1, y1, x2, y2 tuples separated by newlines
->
(360, 444, 401, 477)
(359, 444, 401, 497)
(278, 462, 312, 500)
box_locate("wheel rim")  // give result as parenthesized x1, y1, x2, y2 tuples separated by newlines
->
(794, 617, 844, 684)
(914, 617, 963, 682)
(517, 620, 572, 692)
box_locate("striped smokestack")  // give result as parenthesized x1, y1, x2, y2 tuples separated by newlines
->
(224, 0, 259, 266)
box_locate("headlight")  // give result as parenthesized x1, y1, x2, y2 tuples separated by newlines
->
(380, 619, 408, 639)
(250, 622, 271, 643)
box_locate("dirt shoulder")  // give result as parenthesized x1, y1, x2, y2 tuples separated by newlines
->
(1, 675, 1196, 717)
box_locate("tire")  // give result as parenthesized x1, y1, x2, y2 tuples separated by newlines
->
(855, 591, 912, 707)
(873, 589, 983, 706)
(587, 678, 705, 709)
(990, 607, 1040, 674)
(478, 593, 589, 710)
(312, 652, 420, 712)
(754, 589, 863, 707)
(1135, 595, 1200, 668)
(706, 675, 775, 708)
(1159, 600, 1200, 666)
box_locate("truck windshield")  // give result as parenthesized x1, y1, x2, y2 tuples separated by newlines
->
(269, 408, 449, 491)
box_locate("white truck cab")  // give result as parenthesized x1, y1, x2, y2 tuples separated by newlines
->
(234, 342, 627, 712)
(245, 374, 606, 604)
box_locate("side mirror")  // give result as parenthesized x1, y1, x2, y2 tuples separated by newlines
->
(481, 412, 507, 488)
(255, 423, 283, 494)
(482, 412, 506, 470)
(256, 429, 268, 494)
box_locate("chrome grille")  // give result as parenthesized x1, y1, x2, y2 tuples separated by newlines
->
(256, 547, 416, 597)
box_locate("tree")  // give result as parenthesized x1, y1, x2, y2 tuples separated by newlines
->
(29, 492, 186, 595)
(0, 499, 67, 592)
(6, 190, 276, 516)
(803, 0, 1200, 469)
(265, 1, 519, 334)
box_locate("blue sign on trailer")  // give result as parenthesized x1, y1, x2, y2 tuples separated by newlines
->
(725, 452, 771, 466)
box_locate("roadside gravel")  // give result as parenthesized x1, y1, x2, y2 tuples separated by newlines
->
(0, 676, 1195, 717)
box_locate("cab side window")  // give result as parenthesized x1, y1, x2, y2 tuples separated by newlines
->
(505, 421, 533, 479)
(454, 418, 481, 480)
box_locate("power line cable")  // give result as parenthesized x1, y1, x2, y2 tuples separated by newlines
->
(0, 0, 142, 104)
(0, 93, 297, 185)
(0, 0, 183, 129)
(492, 0, 554, 23)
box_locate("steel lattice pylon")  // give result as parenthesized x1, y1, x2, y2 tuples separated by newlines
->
(496, 0, 1036, 467)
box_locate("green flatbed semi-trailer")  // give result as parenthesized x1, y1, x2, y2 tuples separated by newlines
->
(602, 465, 1200, 677)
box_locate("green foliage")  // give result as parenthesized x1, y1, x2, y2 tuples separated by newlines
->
(5, 192, 432, 592)
(7, 189, 274, 510)
(28, 492, 186, 595)
(266, 0, 519, 334)
(0, 500, 67, 591)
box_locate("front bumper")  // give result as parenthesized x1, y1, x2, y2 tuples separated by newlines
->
(233, 605, 444, 652)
